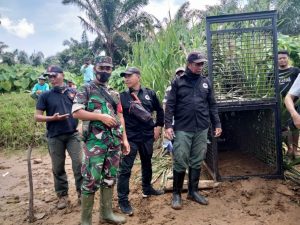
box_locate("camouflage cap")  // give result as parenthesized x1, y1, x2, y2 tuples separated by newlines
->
(95, 56, 113, 67)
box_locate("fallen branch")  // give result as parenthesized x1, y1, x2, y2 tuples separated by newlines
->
(164, 179, 220, 191)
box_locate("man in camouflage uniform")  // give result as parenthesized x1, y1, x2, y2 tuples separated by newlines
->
(72, 56, 130, 225)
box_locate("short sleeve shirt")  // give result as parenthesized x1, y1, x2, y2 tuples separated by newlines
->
(36, 88, 78, 137)
(288, 74, 300, 97)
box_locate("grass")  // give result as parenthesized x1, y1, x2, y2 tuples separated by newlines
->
(0, 92, 46, 151)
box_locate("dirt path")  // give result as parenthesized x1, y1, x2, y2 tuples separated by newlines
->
(0, 150, 299, 225)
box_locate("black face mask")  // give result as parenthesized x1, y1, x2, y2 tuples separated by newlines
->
(96, 71, 111, 83)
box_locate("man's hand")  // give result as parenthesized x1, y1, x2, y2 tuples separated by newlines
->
(100, 114, 117, 127)
(52, 113, 69, 121)
(122, 139, 130, 155)
(36, 90, 42, 95)
(165, 128, 175, 140)
(154, 126, 162, 141)
(214, 128, 222, 137)
(291, 113, 300, 129)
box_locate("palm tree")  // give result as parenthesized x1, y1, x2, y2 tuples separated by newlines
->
(62, 0, 158, 64)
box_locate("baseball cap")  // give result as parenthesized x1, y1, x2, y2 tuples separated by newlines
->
(95, 56, 113, 67)
(44, 65, 63, 76)
(120, 67, 141, 77)
(38, 75, 46, 80)
(187, 51, 207, 63)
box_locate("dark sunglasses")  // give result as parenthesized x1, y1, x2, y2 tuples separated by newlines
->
(48, 73, 58, 79)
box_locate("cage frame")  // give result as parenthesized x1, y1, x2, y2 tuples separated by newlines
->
(205, 11, 283, 180)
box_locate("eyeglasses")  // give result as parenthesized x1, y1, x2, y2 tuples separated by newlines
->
(97, 66, 112, 71)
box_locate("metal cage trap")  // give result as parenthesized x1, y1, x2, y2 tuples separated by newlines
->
(205, 11, 283, 180)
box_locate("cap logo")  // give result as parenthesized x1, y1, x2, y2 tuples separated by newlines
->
(203, 83, 208, 89)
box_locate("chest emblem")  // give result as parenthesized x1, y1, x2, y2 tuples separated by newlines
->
(145, 94, 151, 100)
(203, 83, 208, 89)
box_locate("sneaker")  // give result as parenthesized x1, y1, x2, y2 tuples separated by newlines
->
(119, 201, 134, 216)
(142, 187, 164, 198)
(57, 196, 68, 210)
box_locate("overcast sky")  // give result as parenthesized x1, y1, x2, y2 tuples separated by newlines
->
(0, 0, 220, 57)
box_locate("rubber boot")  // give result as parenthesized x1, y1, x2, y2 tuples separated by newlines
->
(171, 170, 185, 210)
(187, 168, 208, 205)
(100, 187, 127, 224)
(81, 194, 94, 225)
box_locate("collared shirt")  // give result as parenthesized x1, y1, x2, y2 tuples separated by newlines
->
(80, 64, 95, 82)
(165, 69, 221, 131)
(36, 88, 78, 138)
(120, 87, 164, 141)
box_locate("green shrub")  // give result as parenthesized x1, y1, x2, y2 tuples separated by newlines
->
(0, 93, 46, 150)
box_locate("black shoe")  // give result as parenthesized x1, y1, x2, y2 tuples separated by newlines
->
(119, 201, 133, 216)
(142, 187, 164, 198)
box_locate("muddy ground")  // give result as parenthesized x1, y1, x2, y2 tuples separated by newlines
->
(0, 150, 300, 225)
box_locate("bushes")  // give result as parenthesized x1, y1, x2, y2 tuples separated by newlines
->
(0, 93, 46, 150)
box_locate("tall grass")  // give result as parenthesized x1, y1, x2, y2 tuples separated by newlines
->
(127, 21, 206, 100)
(0, 93, 46, 150)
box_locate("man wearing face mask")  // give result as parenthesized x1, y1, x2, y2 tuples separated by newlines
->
(165, 52, 222, 210)
(34, 65, 82, 210)
(72, 56, 130, 225)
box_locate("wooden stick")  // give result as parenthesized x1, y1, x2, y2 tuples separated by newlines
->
(27, 146, 35, 223)
(164, 179, 219, 192)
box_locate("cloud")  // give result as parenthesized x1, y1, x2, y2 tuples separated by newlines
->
(1, 17, 35, 38)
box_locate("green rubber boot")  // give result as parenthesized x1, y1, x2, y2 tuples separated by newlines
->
(100, 187, 127, 224)
(81, 194, 94, 225)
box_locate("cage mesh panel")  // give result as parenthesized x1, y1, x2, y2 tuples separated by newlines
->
(210, 19, 275, 105)
(219, 109, 277, 168)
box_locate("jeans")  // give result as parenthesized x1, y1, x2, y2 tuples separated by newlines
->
(47, 132, 83, 197)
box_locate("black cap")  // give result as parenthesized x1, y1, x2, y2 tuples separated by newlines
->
(120, 67, 141, 77)
(187, 51, 207, 63)
(44, 65, 63, 75)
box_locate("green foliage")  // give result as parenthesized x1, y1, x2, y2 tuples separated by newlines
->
(62, 0, 158, 65)
(108, 66, 126, 92)
(0, 64, 44, 93)
(0, 93, 46, 150)
(278, 34, 300, 67)
(127, 21, 206, 100)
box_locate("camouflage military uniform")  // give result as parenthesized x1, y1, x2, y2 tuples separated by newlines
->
(72, 81, 123, 195)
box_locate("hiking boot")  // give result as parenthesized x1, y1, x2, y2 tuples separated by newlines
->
(57, 195, 68, 209)
(119, 200, 134, 216)
(142, 187, 164, 198)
